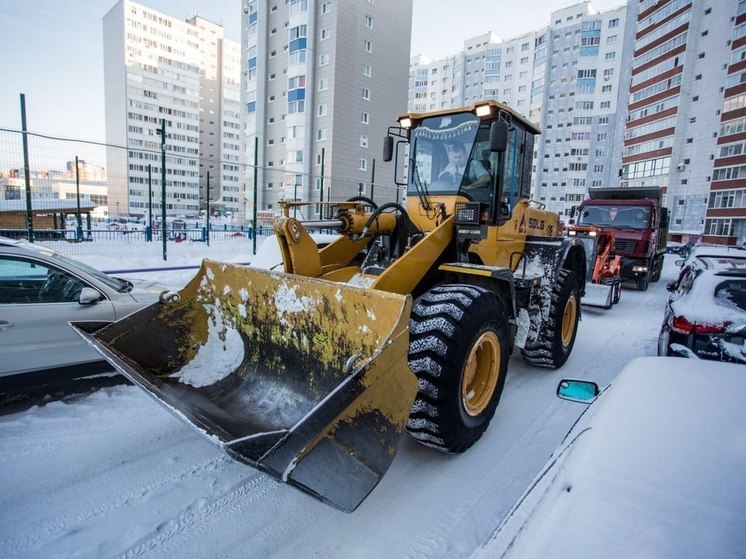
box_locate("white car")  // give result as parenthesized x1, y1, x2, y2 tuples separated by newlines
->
(0, 237, 171, 384)
(473, 356, 746, 558)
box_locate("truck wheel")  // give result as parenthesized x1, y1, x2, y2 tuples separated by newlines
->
(651, 255, 664, 282)
(521, 269, 580, 369)
(407, 285, 509, 453)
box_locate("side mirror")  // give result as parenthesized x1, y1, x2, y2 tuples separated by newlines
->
(557, 379, 599, 404)
(666, 281, 676, 292)
(78, 287, 102, 305)
(569, 205, 577, 219)
(382, 136, 394, 162)
(675, 259, 684, 267)
(490, 121, 508, 152)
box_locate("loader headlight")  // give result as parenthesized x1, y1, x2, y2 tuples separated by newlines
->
(568, 230, 576, 236)
(632, 265, 648, 272)
(475, 104, 492, 117)
(398, 117, 412, 129)
(588, 230, 597, 237)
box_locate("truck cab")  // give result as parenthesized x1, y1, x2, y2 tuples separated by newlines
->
(575, 187, 669, 290)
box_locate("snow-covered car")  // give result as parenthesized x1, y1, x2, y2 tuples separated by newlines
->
(658, 252, 746, 364)
(472, 356, 746, 558)
(674, 243, 745, 267)
(0, 237, 171, 382)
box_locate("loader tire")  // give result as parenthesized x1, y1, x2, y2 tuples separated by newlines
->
(521, 269, 580, 369)
(612, 280, 621, 305)
(407, 285, 509, 453)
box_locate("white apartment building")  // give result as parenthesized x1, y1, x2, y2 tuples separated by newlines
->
(536, 3, 634, 217)
(407, 2, 632, 217)
(241, 0, 412, 221)
(103, 0, 240, 220)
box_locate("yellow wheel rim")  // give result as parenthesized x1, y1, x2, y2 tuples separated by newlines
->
(561, 294, 578, 348)
(462, 331, 501, 417)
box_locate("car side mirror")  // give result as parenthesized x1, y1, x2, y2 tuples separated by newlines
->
(557, 379, 599, 404)
(490, 121, 508, 152)
(675, 259, 684, 267)
(78, 287, 102, 305)
(666, 281, 677, 292)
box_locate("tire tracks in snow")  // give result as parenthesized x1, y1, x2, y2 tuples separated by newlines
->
(1, 454, 233, 553)
(115, 470, 277, 558)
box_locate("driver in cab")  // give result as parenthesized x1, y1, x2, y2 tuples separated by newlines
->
(438, 143, 491, 200)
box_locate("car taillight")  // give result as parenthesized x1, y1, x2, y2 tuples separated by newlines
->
(671, 315, 730, 334)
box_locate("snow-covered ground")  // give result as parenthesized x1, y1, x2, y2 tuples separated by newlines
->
(0, 249, 680, 559)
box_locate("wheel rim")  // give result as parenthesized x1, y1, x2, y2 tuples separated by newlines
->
(461, 331, 501, 417)
(561, 294, 578, 348)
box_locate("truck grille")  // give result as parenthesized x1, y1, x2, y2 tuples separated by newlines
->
(614, 238, 636, 254)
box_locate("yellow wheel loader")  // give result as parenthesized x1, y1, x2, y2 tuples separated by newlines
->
(72, 101, 585, 512)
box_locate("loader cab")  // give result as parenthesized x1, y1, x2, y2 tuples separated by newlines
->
(386, 102, 537, 232)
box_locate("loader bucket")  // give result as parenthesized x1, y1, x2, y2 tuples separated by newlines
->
(582, 282, 613, 309)
(72, 259, 416, 512)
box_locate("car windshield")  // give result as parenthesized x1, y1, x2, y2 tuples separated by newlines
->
(50, 251, 129, 292)
(578, 205, 651, 229)
(408, 112, 481, 196)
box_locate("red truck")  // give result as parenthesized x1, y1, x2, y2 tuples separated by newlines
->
(571, 187, 670, 291)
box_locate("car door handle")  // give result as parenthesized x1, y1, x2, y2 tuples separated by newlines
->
(0, 320, 13, 331)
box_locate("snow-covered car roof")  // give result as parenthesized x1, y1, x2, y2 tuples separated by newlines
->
(473, 356, 746, 558)
(671, 256, 746, 327)
(678, 244, 746, 267)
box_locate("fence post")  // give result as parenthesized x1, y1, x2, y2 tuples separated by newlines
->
(252, 136, 258, 255)
(157, 119, 167, 261)
(20, 93, 34, 242)
(146, 164, 153, 242)
(206, 170, 211, 247)
(75, 156, 83, 242)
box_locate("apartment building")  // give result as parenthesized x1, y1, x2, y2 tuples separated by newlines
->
(408, 1, 633, 218)
(622, 0, 737, 242)
(705, 0, 746, 245)
(103, 0, 241, 219)
(536, 3, 633, 217)
(241, 0, 412, 220)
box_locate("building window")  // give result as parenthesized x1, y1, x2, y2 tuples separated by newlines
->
(318, 103, 327, 116)
(364, 40, 372, 53)
(361, 111, 369, 124)
(363, 63, 372, 77)
(365, 15, 373, 28)
(318, 78, 328, 91)
(359, 158, 367, 171)
(321, 1, 331, 14)
(317, 129, 326, 141)
(362, 87, 370, 100)
(319, 53, 329, 66)
(360, 134, 368, 148)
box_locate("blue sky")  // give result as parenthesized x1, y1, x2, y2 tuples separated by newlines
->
(0, 0, 624, 141)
